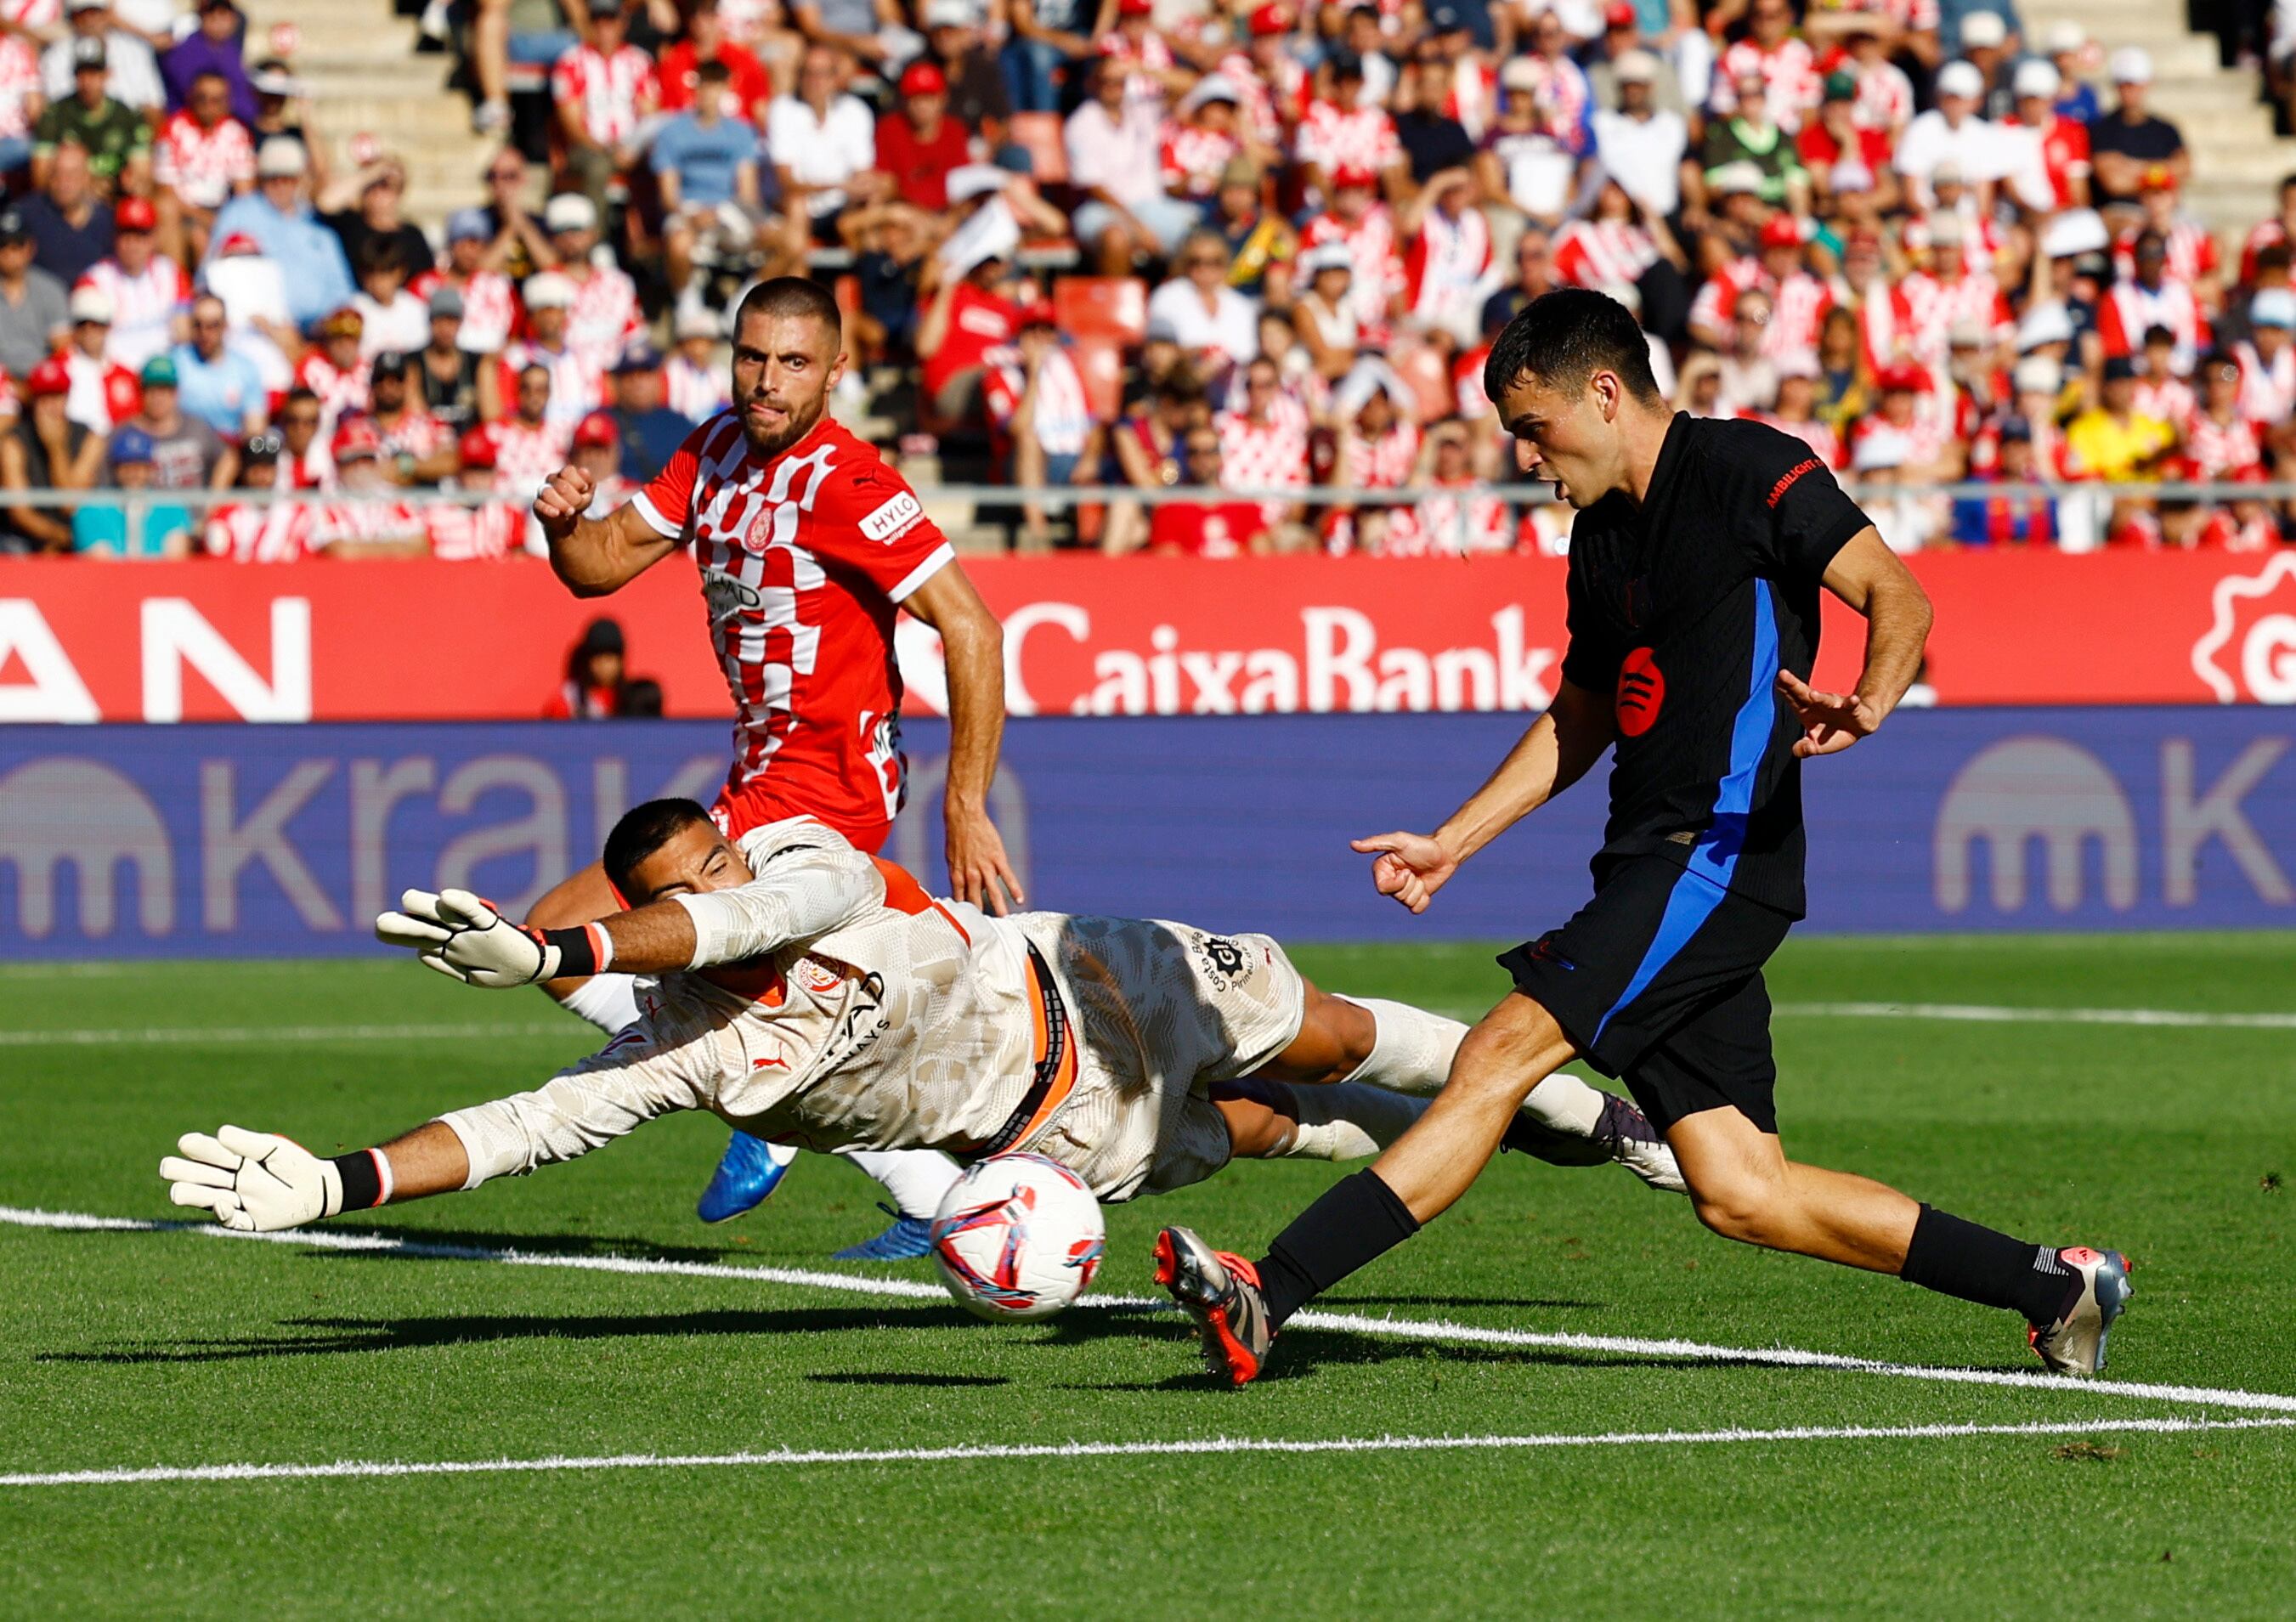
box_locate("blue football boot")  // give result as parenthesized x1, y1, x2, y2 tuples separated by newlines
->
(832, 1202, 936, 1261)
(697, 1131, 797, 1224)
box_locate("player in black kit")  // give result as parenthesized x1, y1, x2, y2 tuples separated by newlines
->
(1154, 289, 2132, 1385)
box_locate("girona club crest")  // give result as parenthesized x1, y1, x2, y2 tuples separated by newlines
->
(2191, 554, 2296, 704)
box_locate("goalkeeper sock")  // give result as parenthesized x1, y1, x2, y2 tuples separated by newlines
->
(844, 1149, 963, 1219)
(1255, 1168, 1422, 1331)
(561, 972, 643, 1034)
(1268, 1082, 1430, 1161)
(1333, 997, 1467, 1095)
(1899, 1204, 2069, 1323)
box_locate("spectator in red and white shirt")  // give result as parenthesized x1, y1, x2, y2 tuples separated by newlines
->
(983, 302, 1101, 547)
(1217, 3, 1307, 150)
(2183, 352, 2264, 481)
(76, 195, 189, 373)
(1323, 359, 1424, 555)
(567, 410, 635, 516)
(203, 430, 318, 562)
(57, 284, 139, 434)
(410, 209, 518, 357)
(1711, 0, 1820, 133)
(2131, 325, 2195, 428)
(1756, 359, 1843, 466)
(2116, 172, 2221, 312)
(1096, 0, 1188, 118)
(359, 350, 461, 485)
(1299, 165, 1405, 339)
(916, 244, 1021, 428)
(1149, 426, 1271, 557)
(0, 28, 42, 183)
(425, 423, 523, 560)
(1400, 167, 1494, 343)
(1688, 213, 1831, 361)
(2240, 177, 2296, 286)
(1216, 351, 1309, 527)
(1294, 54, 1405, 199)
(657, 0, 772, 124)
(494, 270, 606, 432)
(666, 308, 732, 423)
(2194, 468, 2282, 551)
(274, 387, 335, 492)
(2099, 229, 2209, 376)
(293, 305, 370, 429)
(153, 68, 252, 258)
(312, 415, 427, 557)
(1066, 57, 1201, 274)
(2003, 59, 2088, 211)
(1875, 215, 2008, 371)
(1162, 74, 1249, 200)
(539, 193, 642, 378)
(472, 359, 573, 545)
(551, 0, 658, 213)
(1411, 423, 1511, 555)
(2234, 289, 2296, 427)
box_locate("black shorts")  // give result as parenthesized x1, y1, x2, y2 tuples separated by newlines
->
(1497, 856, 1795, 1134)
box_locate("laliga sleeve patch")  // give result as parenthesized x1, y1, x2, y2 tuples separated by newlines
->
(1616, 647, 1664, 737)
(858, 490, 925, 544)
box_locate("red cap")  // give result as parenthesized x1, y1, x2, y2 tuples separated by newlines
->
(331, 416, 382, 461)
(1017, 301, 1056, 327)
(1877, 362, 1930, 393)
(573, 410, 619, 449)
(1332, 163, 1376, 190)
(1247, 2, 1288, 34)
(457, 423, 497, 469)
(899, 60, 946, 98)
(1603, 1, 1636, 27)
(2139, 163, 2176, 194)
(1117, 0, 1153, 16)
(215, 231, 261, 256)
(25, 355, 70, 397)
(1759, 213, 1802, 250)
(115, 196, 158, 232)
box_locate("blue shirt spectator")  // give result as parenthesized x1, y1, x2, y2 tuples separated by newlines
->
(205, 139, 356, 331)
(172, 301, 269, 436)
(75, 427, 195, 556)
(651, 109, 761, 210)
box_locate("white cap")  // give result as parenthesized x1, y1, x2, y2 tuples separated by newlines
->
(1850, 428, 1909, 472)
(1936, 59, 1984, 99)
(1959, 10, 2005, 48)
(543, 193, 597, 234)
(2013, 355, 2062, 395)
(68, 285, 113, 323)
(674, 307, 723, 340)
(2016, 302, 2074, 350)
(1179, 73, 1241, 114)
(1775, 352, 1819, 381)
(523, 271, 576, 309)
(2040, 207, 2108, 258)
(1500, 55, 1541, 91)
(1709, 160, 1765, 195)
(2044, 19, 2085, 54)
(1947, 316, 1988, 348)
(1925, 211, 1965, 245)
(923, 0, 975, 25)
(2109, 45, 2152, 84)
(1612, 48, 1659, 83)
(254, 136, 308, 178)
(2252, 288, 2296, 328)
(1829, 159, 1875, 192)
(2013, 59, 2061, 99)
(1299, 242, 1354, 276)
(945, 163, 1006, 203)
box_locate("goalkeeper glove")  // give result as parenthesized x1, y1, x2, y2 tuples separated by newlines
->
(374, 888, 609, 987)
(159, 1127, 390, 1233)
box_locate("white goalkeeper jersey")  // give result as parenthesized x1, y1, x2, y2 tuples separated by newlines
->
(438, 819, 1068, 1184)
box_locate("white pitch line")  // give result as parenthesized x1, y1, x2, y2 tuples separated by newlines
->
(5, 1415, 2292, 1490)
(10, 1205, 2296, 1416)
(1775, 1001, 2296, 1031)
(0, 1021, 586, 1048)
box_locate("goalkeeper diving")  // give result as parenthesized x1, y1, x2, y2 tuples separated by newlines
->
(160, 802, 1682, 1231)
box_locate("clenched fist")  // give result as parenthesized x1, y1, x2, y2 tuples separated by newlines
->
(532, 465, 596, 541)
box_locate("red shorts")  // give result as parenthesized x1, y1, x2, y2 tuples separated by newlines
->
(708, 778, 894, 857)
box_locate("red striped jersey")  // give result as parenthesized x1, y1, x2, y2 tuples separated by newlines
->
(1292, 98, 1401, 177)
(60, 349, 140, 435)
(563, 265, 644, 377)
(425, 501, 524, 561)
(2111, 218, 2219, 291)
(1215, 48, 1305, 148)
(203, 501, 317, 562)
(633, 413, 953, 825)
(2182, 410, 2263, 480)
(2098, 280, 2209, 375)
(500, 340, 608, 432)
(1403, 204, 1490, 332)
(1159, 122, 1240, 197)
(1552, 218, 1659, 291)
(666, 353, 732, 423)
(550, 42, 658, 148)
(1711, 37, 1821, 132)
(154, 110, 255, 210)
(77, 254, 193, 372)
(0, 37, 39, 142)
(410, 268, 519, 354)
(2235, 338, 2296, 424)
(1299, 206, 1404, 334)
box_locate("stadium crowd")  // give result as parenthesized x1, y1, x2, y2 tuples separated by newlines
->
(3, 0, 2295, 557)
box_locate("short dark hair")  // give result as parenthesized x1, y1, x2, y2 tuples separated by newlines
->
(1481, 287, 1662, 407)
(604, 799, 714, 898)
(733, 275, 841, 337)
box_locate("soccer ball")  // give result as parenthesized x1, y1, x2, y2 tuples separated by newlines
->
(929, 1154, 1106, 1323)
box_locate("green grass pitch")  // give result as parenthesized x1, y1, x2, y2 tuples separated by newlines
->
(3, 934, 2293, 1618)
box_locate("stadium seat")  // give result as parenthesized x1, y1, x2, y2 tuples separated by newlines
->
(1071, 335, 1125, 422)
(1008, 112, 1068, 187)
(1054, 277, 1148, 346)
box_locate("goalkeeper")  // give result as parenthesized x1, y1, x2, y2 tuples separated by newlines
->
(161, 802, 1681, 1231)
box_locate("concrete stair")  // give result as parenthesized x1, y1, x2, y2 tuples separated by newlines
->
(2022, 0, 2296, 235)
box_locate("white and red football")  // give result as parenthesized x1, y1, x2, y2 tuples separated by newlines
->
(929, 1154, 1106, 1323)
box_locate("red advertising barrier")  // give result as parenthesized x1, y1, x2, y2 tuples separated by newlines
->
(2, 551, 2291, 722)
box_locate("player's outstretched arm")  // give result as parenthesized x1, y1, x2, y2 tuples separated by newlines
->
(1351, 678, 1615, 912)
(533, 467, 682, 597)
(160, 1122, 470, 1233)
(1778, 526, 1933, 758)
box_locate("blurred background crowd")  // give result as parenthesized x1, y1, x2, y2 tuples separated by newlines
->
(5, 0, 2296, 557)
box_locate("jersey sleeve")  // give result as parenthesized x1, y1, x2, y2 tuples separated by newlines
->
(676, 818, 885, 964)
(436, 1013, 716, 1187)
(809, 450, 953, 602)
(631, 415, 730, 538)
(1558, 551, 1626, 695)
(1739, 422, 1872, 584)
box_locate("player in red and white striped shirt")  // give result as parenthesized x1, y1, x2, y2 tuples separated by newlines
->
(521, 277, 1019, 1245)
(78, 198, 192, 373)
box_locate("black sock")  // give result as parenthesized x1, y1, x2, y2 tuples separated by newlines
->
(1255, 1169, 1422, 1330)
(1898, 1204, 2067, 1324)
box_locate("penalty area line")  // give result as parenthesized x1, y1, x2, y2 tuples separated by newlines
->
(8, 1205, 2296, 1417)
(5, 1415, 2293, 1489)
